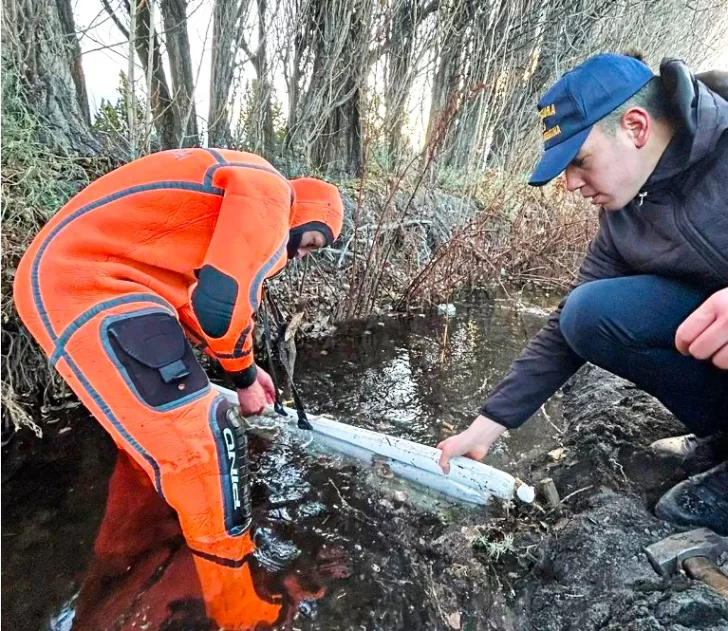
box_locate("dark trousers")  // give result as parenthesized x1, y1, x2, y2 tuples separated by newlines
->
(560, 275, 727, 437)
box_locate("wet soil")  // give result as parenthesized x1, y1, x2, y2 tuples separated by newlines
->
(2, 300, 727, 631)
(432, 364, 728, 631)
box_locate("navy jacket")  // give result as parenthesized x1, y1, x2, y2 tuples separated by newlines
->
(481, 59, 728, 428)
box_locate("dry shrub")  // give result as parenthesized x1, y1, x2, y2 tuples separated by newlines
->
(269, 171, 596, 336)
(398, 176, 597, 306)
(1, 66, 110, 433)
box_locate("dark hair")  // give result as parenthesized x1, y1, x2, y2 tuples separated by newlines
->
(598, 76, 673, 134)
(621, 48, 647, 63)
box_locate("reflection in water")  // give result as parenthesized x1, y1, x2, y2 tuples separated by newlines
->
(360, 351, 423, 428)
(61, 452, 350, 631)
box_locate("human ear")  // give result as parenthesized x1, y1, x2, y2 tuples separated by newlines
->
(621, 108, 650, 149)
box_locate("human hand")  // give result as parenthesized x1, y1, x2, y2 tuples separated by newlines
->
(675, 287, 728, 370)
(237, 370, 276, 416)
(237, 381, 268, 416)
(255, 366, 277, 403)
(436, 414, 507, 474)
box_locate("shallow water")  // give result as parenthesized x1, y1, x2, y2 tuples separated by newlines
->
(295, 297, 562, 473)
(1, 296, 563, 631)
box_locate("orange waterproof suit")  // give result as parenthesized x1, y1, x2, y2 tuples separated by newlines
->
(13, 148, 343, 627)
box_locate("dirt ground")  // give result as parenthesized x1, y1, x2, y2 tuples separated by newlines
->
(361, 365, 728, 631)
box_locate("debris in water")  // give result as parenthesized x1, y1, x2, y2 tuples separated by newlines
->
(516, 482, 536, 503)
(447, 611, 461, 629)
(538, 477, 561, 508)
(437, 304, 457, 316)
(548, 447, 566, 461)
(372, 457, 395, 479)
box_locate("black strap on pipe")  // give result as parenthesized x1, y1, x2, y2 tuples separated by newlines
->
(261, 284, 313, 430)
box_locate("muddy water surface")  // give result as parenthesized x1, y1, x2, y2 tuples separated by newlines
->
(2, 296, 563, 631)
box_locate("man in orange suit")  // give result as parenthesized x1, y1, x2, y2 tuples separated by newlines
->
(13, 148, 343, 628)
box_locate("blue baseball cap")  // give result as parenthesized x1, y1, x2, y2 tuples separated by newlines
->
(529, 53, 654, 186)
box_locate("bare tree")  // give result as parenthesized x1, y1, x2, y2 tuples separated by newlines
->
(55, 0, 92, 126)
(102, 0, 181, 148)
(209, 0, 250, 146)
(237, 0, 276, 153)
(383, 0, 438, 164)
(423, 0, 471, 164)
(286, 0, 377, 175)
(281, 0, 313, 158)
(161, 0, 200, 146)
(419, 0, 728, 178)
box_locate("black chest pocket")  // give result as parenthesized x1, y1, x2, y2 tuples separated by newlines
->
(103, 311, 209, 409)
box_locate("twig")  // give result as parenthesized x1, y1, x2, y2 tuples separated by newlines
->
(558, 485, 593, 506)
(540, 404, 563, 435)
(327, 479, 371, 524)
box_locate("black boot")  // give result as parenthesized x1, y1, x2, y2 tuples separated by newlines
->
(654, 462, 728, 536)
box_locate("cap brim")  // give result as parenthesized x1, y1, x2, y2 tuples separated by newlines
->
(528, 126, 592, 186)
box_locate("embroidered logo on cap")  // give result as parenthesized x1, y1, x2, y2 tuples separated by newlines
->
(539, 104, 559, 141)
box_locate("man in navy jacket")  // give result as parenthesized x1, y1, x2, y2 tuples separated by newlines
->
(438, 53, 727, 534)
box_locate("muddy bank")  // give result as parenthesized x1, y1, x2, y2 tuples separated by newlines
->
(404, 364, 728, 630)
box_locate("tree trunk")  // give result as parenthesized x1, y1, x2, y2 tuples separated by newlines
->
(160, 0, 200, 146)
(102, 0, 183, 149)
(423, 0, 470, 162)
(293, 0, 371, 176)
(55, 0, 91, 126)
(384, 0, 436, 165)
(209, 0, 249, 147)
(242, 0, 275, 154)
(2, 0, 99, 153)
(130, 0, 180, 148)
(282, 0, 316, 156)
